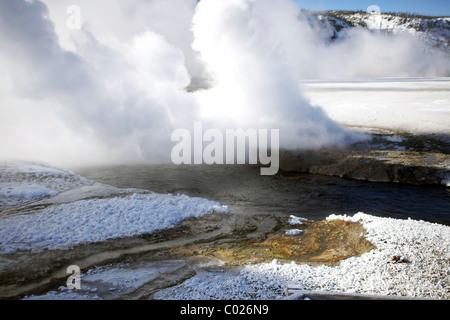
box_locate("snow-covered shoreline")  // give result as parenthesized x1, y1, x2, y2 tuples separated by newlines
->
(24, 212, 450, 300)
(0, 162, 230, 254)
(0, 161, 94, 210)
(154, 213, 450, 300)
(2, 161, 449, 300)
(0, 193, 230, 255)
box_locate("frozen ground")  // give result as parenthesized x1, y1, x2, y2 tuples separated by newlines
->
(23, 260, 191, 300)
(7, 162, 447, 300)
(2, 77, 450, 300)
(153, 213, 450, 300)
(302, 78, 450, 136)
(0, 162, 230, 254)
(0, 193, 230, 255)
(22, 212, 450, 300)
(0, 161, 94, 210)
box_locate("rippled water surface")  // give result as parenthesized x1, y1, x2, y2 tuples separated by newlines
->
(75, 164, 450, 225)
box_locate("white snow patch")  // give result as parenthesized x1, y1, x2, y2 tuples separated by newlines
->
(155, 213, 450, 300)
(0, 161, 94, 210)
(0, 193, 230, 254)
(288, 215, 307, 225)
(23, 288, 101, 300)
(285, 229, 303, 236)
(302, 79, 450, 135)
(385, 135, 404, 143)
(0, 185, 58, 209)
(83, 261, 182, 289)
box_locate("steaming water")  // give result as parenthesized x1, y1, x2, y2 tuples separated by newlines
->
(75, 165, 450, 226)
(2, 0, 450, 167)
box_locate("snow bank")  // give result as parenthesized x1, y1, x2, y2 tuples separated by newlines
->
(285, 229, 303, 236)
(0, 161, 94, 210)
(23, 260, 214, 300)
(23, 288, 102, 301)
(345, 13, 450, 47)
(18, 212, 450, 300)
(82, 261, 185, 290)
(155, 213, 450, 300)
(288, 215, 307, 225)
(0, 193, 230, 254)
(0, 161, 230, 254)
(0, 185, 58, 207)
(0, 162, 93, 190)
(302, 79, 450, 135)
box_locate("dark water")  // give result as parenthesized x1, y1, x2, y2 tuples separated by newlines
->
(75, 164, 450, 225)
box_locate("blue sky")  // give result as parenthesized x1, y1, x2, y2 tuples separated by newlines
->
(294, 0, 450, 16)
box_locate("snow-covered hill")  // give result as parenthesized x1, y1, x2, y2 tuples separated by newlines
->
(309, 11, 450, 53)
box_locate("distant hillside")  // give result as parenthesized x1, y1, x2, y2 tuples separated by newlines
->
(306, 11, 450, 53)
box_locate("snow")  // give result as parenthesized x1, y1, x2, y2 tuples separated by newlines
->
(337, 13, 450, 49)
(0, 161, 230, 255)
(0, 161, 94, 210)
(35, 183, 144, 207)
(302, 78, 450, 135)
(0, 162, 92, 188)
(5, 162, 448, 300)
(0, 192, 230, 254)
(384, 135, 404, 143)
(288, 215, 307, 225)
(82, 261, 185, 290)
(285, 229, 303, 236)
(155, 213, 450, 300)
(23, 260, 202, 300)
(23, 289, 102, 300)
(0, 185, 58, 209)
(315, 12, 450, 53)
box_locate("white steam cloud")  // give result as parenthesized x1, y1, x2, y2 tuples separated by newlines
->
(0, 0, 199, 166)
(0, 0, 448, 168)
(192, 0, 352, 149)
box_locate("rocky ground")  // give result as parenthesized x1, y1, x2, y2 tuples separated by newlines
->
(280, 128, 450, 186)
(0, 129, 448, 300)
(0, 211, 375, 300)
